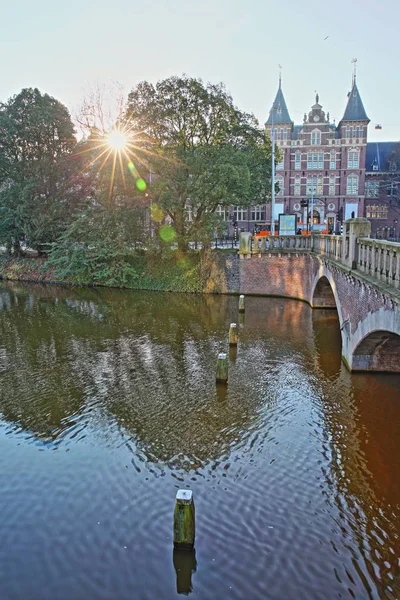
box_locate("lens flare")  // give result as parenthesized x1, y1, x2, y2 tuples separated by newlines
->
(106, 129, 128, 151)
(159, 224, 177, 242)
(136, 178, 147, 191)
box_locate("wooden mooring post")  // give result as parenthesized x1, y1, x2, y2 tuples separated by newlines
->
(216, 352, 228, 383)
(173, 489, 195, 549)
(239, 294, 245, 312)
(228, 323, 238, 346)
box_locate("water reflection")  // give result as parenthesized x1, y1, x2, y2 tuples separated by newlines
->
(173, 549, 197, 595)
(0, 282, 399, 600)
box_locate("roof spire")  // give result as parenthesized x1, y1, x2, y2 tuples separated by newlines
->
(278, 64, 282, 88)
(352, 58, 357, 85)
(265, 75, 293, 126)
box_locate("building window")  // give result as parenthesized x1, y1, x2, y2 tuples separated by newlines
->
(276, 176, 284, 196)
(306, 175, 323, 195)
(233, 207, 247, 221)
(347, 174, 359, 195)
(276, 154, 284, 170)
(330, 151, 336, 170)
(389, 160, 397, 172)
(251, 205, 266, 221)
(348, 150, 359, 169)
(311, 129, 321, 145)
(307, 153, 324, 169)
(345, 126, 351, 138)
(358, 125, 363, 139)
(352, 126, 357, 138)
(216, 205, 227, 220)
(366, 205, 388, 219)
(388, 182, 398, 197)
(295, 152, 301, 170)
(329, 175, 335, 195)
(283, 128, 288, 141)
(294, 177, 301, 196)
(365, 180, 379, 197)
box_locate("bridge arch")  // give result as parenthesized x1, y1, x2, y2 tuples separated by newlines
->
(347, 307, 400, 372)
(311, 275, 337, 309)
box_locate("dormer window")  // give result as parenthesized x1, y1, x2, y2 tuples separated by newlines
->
(311, 129, 321, 145)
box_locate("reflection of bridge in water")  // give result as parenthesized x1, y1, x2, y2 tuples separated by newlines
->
(239, 218, 400, 372)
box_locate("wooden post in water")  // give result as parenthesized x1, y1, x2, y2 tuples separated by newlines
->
(239, 294, 245, 312)
(173, 489, 195, 549)
(216, 352, 228, 383)
(229, 323, 238, 346)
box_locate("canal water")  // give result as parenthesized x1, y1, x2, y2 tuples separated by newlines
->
(0, 282, 399, 600)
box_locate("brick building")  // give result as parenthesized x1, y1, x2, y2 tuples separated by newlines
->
(365, 142, 400, 238)
(228, 77, 399, 238)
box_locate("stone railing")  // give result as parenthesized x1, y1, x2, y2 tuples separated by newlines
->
(357, 238, 400, 290)
(251, 235, 312, 253)
(310, 234, 346, 262)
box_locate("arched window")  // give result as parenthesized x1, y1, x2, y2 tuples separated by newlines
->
(347, 174, 359, 195)
(311, 129, 321, 145)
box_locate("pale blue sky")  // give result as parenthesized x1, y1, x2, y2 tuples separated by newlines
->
(1, 0, 399, 142)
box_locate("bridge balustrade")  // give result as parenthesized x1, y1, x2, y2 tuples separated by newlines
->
(251, 235, 312, 253)
(358, 238, 400, 290)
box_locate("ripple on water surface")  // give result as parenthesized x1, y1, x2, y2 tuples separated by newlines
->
(0, 285, 399, 600)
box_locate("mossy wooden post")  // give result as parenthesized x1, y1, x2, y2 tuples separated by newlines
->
(174, 489, 195, 549)
(229, 323, 238, 346)
(239, 294, 245, 313)
(216, 352, 228, 383)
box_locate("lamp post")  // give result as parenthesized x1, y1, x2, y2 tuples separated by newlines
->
(270, 99, 277, 237)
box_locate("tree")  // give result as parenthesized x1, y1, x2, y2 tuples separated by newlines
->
(126, 76, 272, 251)
(0, 88, 89, 253)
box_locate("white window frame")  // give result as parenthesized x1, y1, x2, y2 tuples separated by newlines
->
(295, 152, 301, 170)
(347, 150, 359, 169)
(294, 177, 301, 196)
(347, 175, 359, 195)
(251, 205, 266, 221)
(307, 153, 324, 169)
(329, 175, 335, 196)
(329, 150, 336, 170)
(306, 175, 323, 195)
(311, 129, 321, 145)
(233, 207, 247, 221)
(216, 205, 227, 220)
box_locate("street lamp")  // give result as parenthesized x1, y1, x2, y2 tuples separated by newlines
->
(270, 103, 276, 237)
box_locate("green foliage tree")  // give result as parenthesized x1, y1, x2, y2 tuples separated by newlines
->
(0, 88, 89, 253)
(126, 76, 272, 251)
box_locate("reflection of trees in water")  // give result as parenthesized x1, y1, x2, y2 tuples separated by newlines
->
(0, 283, 328, 470)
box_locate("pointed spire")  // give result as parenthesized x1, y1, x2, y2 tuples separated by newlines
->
(339, 80, 369, 123)
(265, 78, 293, 126)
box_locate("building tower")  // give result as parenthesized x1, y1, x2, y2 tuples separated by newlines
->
(265, 77, 294, 225)
(337, 75, 370, 221)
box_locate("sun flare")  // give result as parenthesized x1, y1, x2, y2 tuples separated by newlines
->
(106, 129, 128, 151)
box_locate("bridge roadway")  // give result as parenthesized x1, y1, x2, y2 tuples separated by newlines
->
(238, 219, 400, 373)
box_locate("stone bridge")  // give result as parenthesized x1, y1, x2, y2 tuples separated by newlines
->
(226, 219, 400, 373)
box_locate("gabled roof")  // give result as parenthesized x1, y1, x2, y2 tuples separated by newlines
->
(265, 83, 293, 126)
(366, 142, 398, 172)
(339, 81, 369, 123)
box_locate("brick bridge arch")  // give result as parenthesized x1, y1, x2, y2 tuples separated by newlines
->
(310, 266, 400, 372)
(232, 245, 400, 372)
